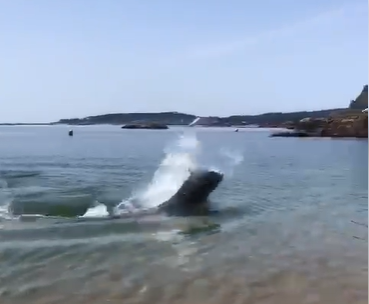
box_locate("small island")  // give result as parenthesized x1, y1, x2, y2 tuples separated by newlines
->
(121, 123, 169, 130)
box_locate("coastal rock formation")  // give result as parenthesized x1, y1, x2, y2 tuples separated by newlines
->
(321, 85, 368, 137)
(121, 123, 169, 130)
(293, 118, 327, 135)
(349, 85, 368, 110)
(290, 85, 368, 138)
(321, 111, 368, 138)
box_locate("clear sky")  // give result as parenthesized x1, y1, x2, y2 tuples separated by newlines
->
(0, 0, 367, 122)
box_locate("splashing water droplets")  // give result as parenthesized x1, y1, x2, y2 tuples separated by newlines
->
(131, 132, 201, 209)
(82, 131, 244, 218)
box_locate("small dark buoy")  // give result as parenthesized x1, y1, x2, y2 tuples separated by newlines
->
(68, 129, 73, 136)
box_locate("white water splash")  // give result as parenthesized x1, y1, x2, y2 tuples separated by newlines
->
(0, 178, 13, 220)
(121, 132, 201, 210)
(218, 148, 244, 176)
(0, 204, 12, 220)
(81, 203, 109, 218)
(82, 133, 200, 218)
(83, 131, 244, 218)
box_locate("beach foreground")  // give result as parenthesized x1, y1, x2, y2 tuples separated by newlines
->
(0, 126, 367, 304)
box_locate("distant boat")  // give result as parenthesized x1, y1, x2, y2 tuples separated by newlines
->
(234, 128, 239, 132)
(68, 130, 74, 136)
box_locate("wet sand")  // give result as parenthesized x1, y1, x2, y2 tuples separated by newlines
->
(2, 263, 367, 304)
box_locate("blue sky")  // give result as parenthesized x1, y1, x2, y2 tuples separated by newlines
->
(0, 0, 367, 122)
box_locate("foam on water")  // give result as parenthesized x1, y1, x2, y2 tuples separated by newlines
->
(81, 203, 110, 218)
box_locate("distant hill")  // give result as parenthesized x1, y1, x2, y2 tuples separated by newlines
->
(49, 84, 369, 127)
(56, 112, 196, 126)
(221, 108, 345, 125)
(55, 108, 345, 126)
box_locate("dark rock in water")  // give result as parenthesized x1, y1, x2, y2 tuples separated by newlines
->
(158, 169, 224, 216)
(121, 123, 169, 130)
(270, 131, 309, 137)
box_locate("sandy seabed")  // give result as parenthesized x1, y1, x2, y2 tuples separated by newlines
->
(3, 260, 367, 304)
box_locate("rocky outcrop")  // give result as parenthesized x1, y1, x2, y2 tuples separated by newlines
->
(121, 123, 169, 130)
(349, 85, 368, 110)
(294, 118, 327, 135)
(321, 85, 368, 137)
(283, 85, 368, 138)
(281, 112, 367, 138)
(321, 111, 367, 138)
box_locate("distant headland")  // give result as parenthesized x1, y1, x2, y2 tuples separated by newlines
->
(1, 85, 367, 137)
(0, 108, 349, 127)
(52, 108, 345, 127)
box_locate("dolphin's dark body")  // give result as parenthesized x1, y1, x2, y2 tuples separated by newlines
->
(157, 169, 223, 216)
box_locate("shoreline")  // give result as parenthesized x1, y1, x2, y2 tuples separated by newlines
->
(0, 108, 348, 127)
(1, 244, 366, 304)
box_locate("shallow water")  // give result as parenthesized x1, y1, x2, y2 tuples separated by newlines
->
(0, 125, 367, 304)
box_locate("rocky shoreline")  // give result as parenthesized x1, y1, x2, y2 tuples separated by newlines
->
(271, 85, 368, 138)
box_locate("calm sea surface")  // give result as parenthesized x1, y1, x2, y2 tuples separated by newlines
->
(0, 125, 367, 304)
